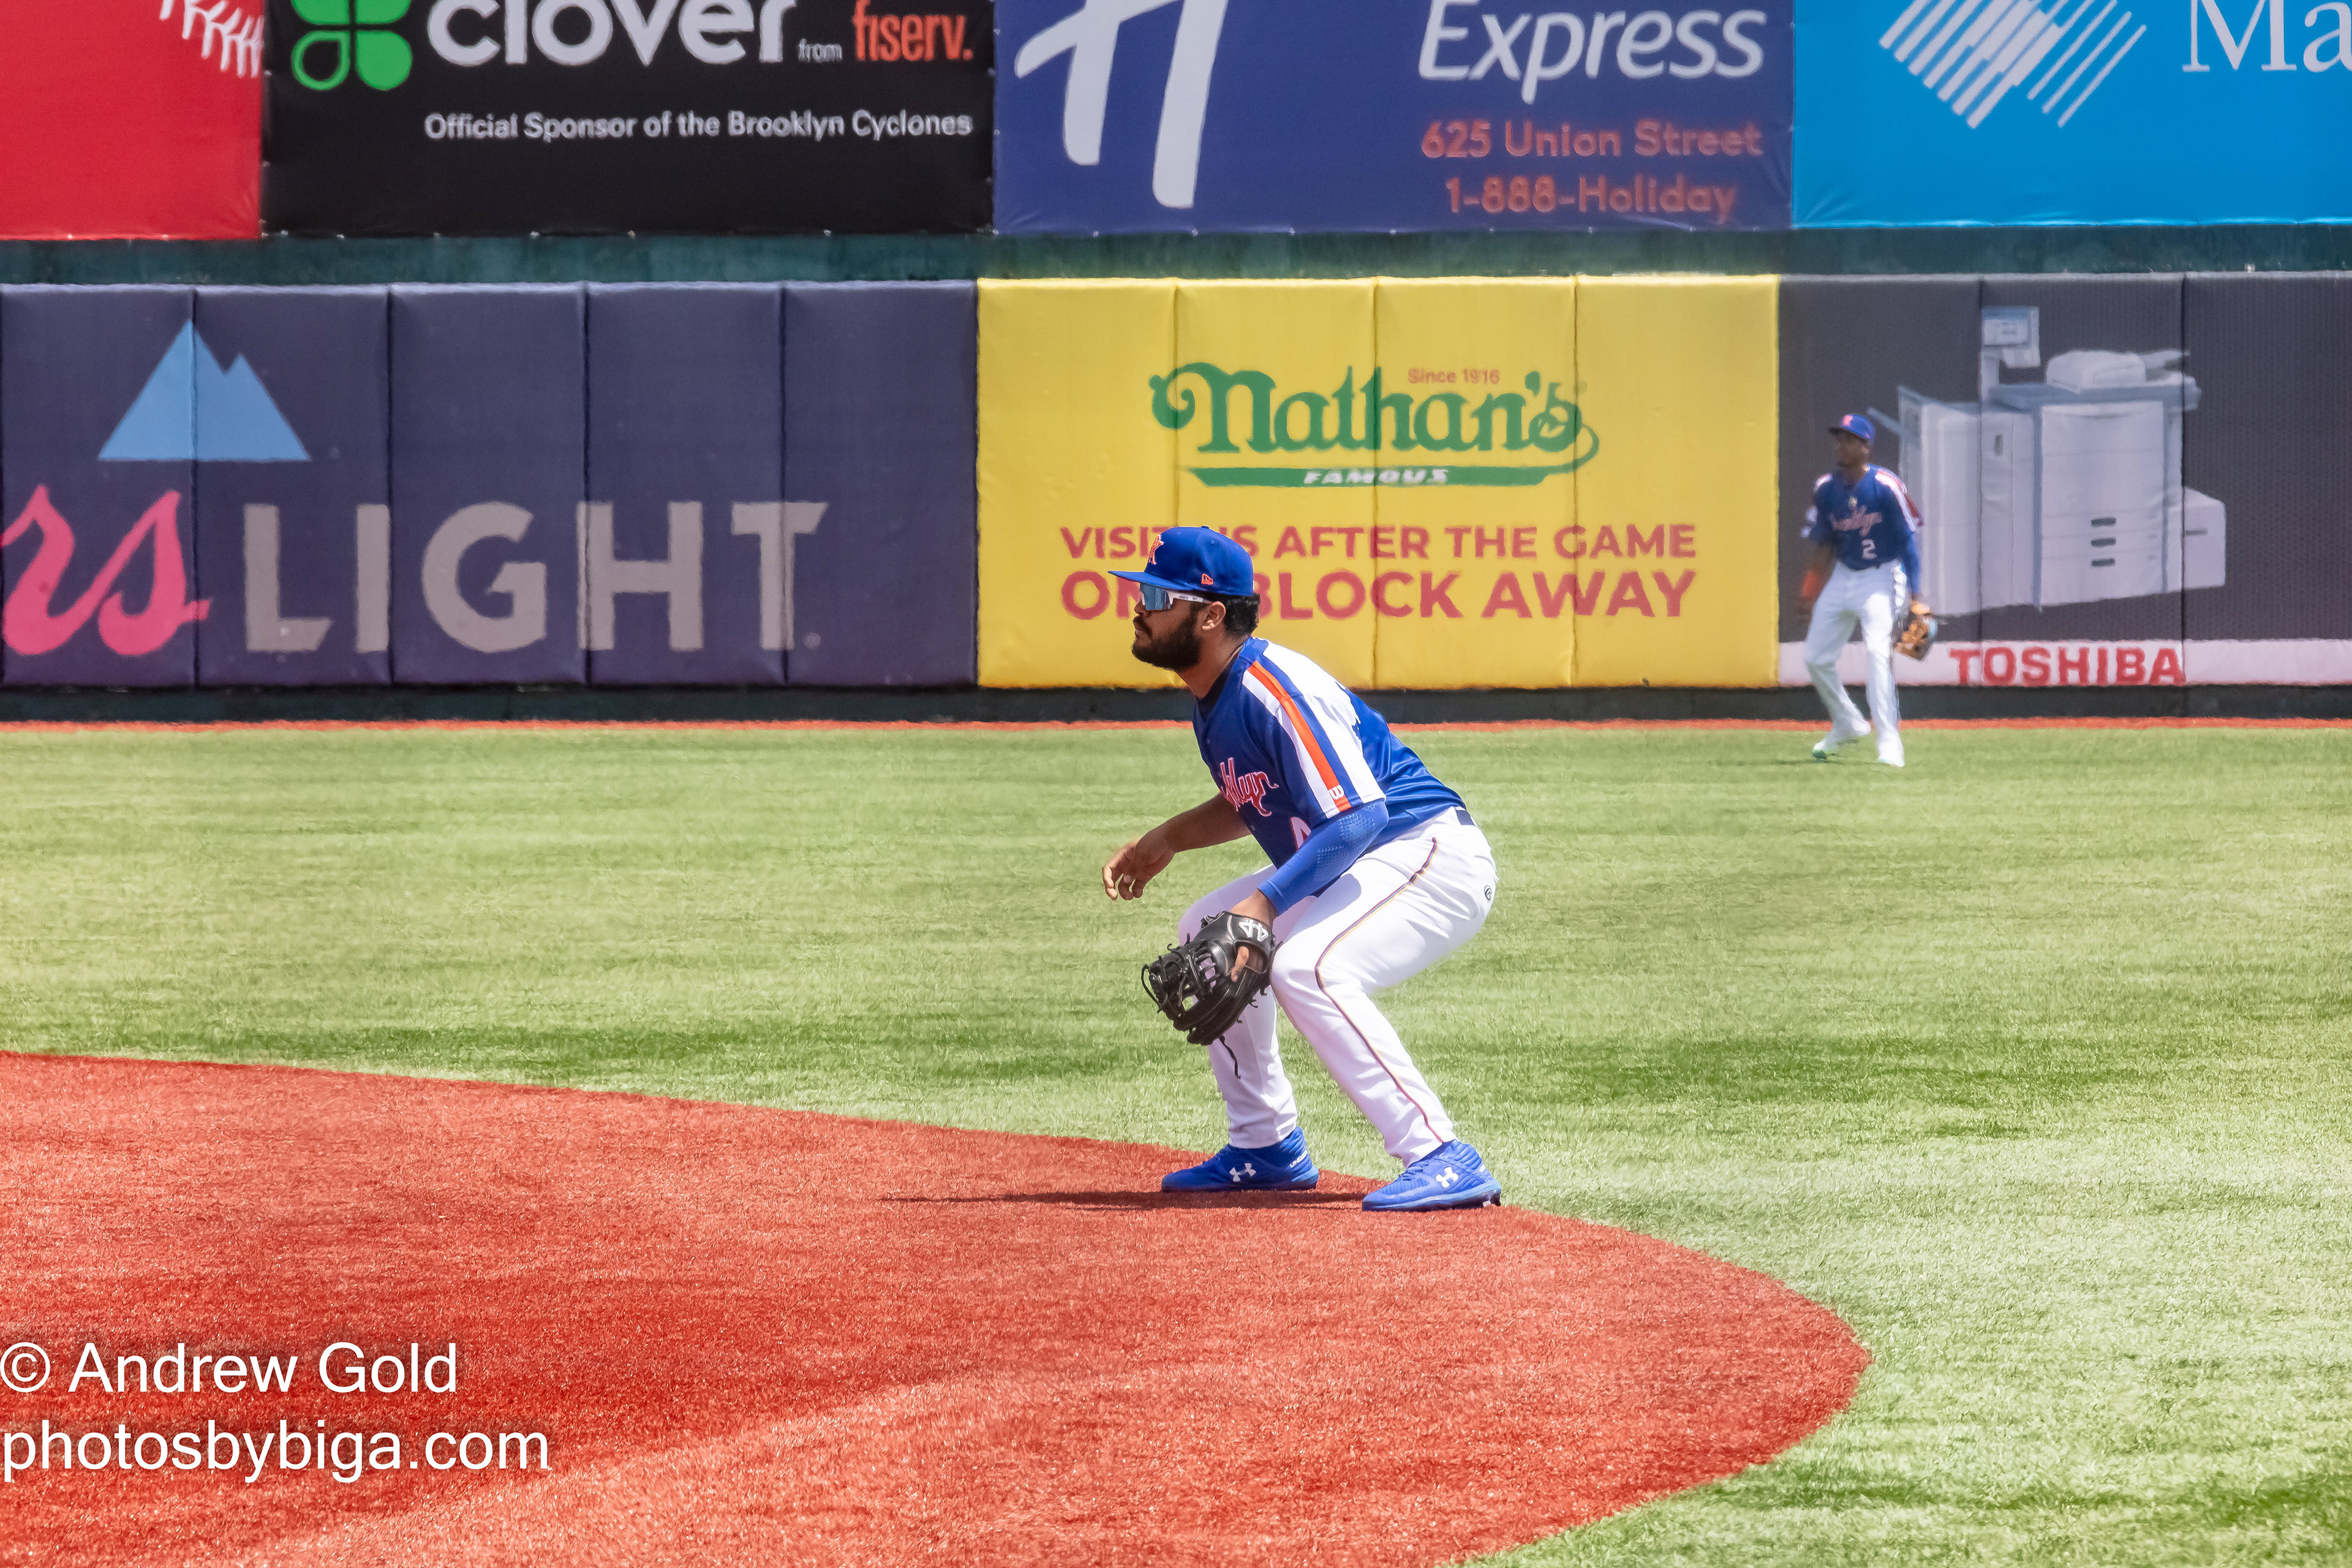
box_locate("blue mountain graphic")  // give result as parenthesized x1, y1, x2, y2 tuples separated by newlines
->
(99, 322, 309, 462)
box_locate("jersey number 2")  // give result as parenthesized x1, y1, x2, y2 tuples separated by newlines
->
(1860, 537, 1877, 560)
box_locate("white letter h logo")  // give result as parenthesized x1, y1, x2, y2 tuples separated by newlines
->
(1013, 0, 1229, 209)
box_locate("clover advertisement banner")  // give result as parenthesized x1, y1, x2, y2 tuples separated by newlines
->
(994, 0, 1792, 232)
(1796, 0, 2352, 225)
(263, 0, 992, 234)
(975, 277, 1780, 689)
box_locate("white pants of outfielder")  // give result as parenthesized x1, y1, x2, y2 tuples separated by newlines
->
(1177, 814, 1495, 1165)
(1804, 561, 1906, 765)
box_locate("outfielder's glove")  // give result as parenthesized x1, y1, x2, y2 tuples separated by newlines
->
(1893, 601, 1937, 661)
(1142, 912, 1278, 1047)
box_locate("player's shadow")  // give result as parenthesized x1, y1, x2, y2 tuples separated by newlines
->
(887, 1191, 1366, 1210)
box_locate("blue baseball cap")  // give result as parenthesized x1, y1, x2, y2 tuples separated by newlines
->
(1112, 527, 1257, 598)
(1831, 413, 1875, 443)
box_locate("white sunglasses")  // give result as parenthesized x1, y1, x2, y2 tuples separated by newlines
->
(1136, 583, 1213, 611)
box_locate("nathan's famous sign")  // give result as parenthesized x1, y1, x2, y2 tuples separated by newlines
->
(1152, 362, 1599, 489)
(981, 276, 1781, 689)
(1061, 355, 1691, 630)
(263, 0, 991, 233)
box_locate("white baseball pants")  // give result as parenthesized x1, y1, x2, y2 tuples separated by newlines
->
(1804, 561, 1905, 764)
(1176, 813, 1495, 1164)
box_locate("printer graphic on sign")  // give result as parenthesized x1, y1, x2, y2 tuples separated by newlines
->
(1870, 307, 2225, 615)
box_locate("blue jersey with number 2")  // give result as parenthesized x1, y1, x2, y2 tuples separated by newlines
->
(1808, 466, 1923, 589)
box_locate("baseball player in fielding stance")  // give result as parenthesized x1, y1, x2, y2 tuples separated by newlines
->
(1801, 413, 1926, 767)
(1100, 527, 1502, 1212)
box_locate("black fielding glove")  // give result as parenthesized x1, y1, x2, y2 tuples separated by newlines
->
(1142, 912, 1278, 1047)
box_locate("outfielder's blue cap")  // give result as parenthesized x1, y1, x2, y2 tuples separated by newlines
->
(1831, 413, 1875, 443)
(1112, 527, 1257, 598)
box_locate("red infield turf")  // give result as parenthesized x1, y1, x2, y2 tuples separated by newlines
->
(0, 1055, 1867, 1567)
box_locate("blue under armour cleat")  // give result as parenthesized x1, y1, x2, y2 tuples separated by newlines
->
(1362, 1140, 1502, 1212)
(1161, 1128, 1320, 1192)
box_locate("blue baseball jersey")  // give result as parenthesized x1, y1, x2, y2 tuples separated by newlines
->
(1808, 465, 1923, 589)
(1193, 638, 1464, 881)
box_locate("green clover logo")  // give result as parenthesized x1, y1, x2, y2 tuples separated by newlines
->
(291, 0, 413, 90)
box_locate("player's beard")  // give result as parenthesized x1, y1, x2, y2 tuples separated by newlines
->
(1131, 607, 1204, 671)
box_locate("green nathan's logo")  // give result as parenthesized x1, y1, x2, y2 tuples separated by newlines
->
(1150, 363, 1597, 488)
(292, 0, 414, 90)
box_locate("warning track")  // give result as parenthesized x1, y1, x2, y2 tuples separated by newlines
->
(0, 1055, 1867, 1567)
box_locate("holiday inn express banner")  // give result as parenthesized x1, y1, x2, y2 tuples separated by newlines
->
(975, 276, 1782, 688)
(993, 0, 1794, 232)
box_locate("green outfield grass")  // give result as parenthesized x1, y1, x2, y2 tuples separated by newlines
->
(2, 721, 2347, 1566)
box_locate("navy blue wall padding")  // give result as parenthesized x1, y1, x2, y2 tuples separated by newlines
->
(585, 285, 785, 686)
(2, 286, 199, 687)
(389, 285, 586, 685)
(2182, 274, 2352, 644)
(194, 287, 391, 686)
(783, 282, 978, 685)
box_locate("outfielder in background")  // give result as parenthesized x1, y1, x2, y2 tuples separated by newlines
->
(1100, 527, 1503, 1212)
(1801, 413, 1926, 767)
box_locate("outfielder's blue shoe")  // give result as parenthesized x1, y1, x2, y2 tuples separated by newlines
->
(1161, 1128, 1320, 1192)
(1362, 1140, 1502, 1212)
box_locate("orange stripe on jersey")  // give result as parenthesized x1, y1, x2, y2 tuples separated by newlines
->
(1244, 663, 1349, 809)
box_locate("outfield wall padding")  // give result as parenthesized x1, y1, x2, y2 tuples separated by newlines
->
(7, 278, 2352, 692)
(1770, 273, 2352, 690)
(194, 286, 391, 687)
(1, 285, 201, 687)
(2180, 274, 2352, 656)
(389, 285, 587, 686)
(586, 285, 786, 687)
(978, 276, 1777, 690)
(783, 283, 979, 687)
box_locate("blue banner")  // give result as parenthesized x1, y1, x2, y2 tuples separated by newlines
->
(1796, 0, 2352, 224)
(995, 0, 1792, 232)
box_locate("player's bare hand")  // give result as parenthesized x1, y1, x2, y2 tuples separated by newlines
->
(1103, 832, 1174, 901)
